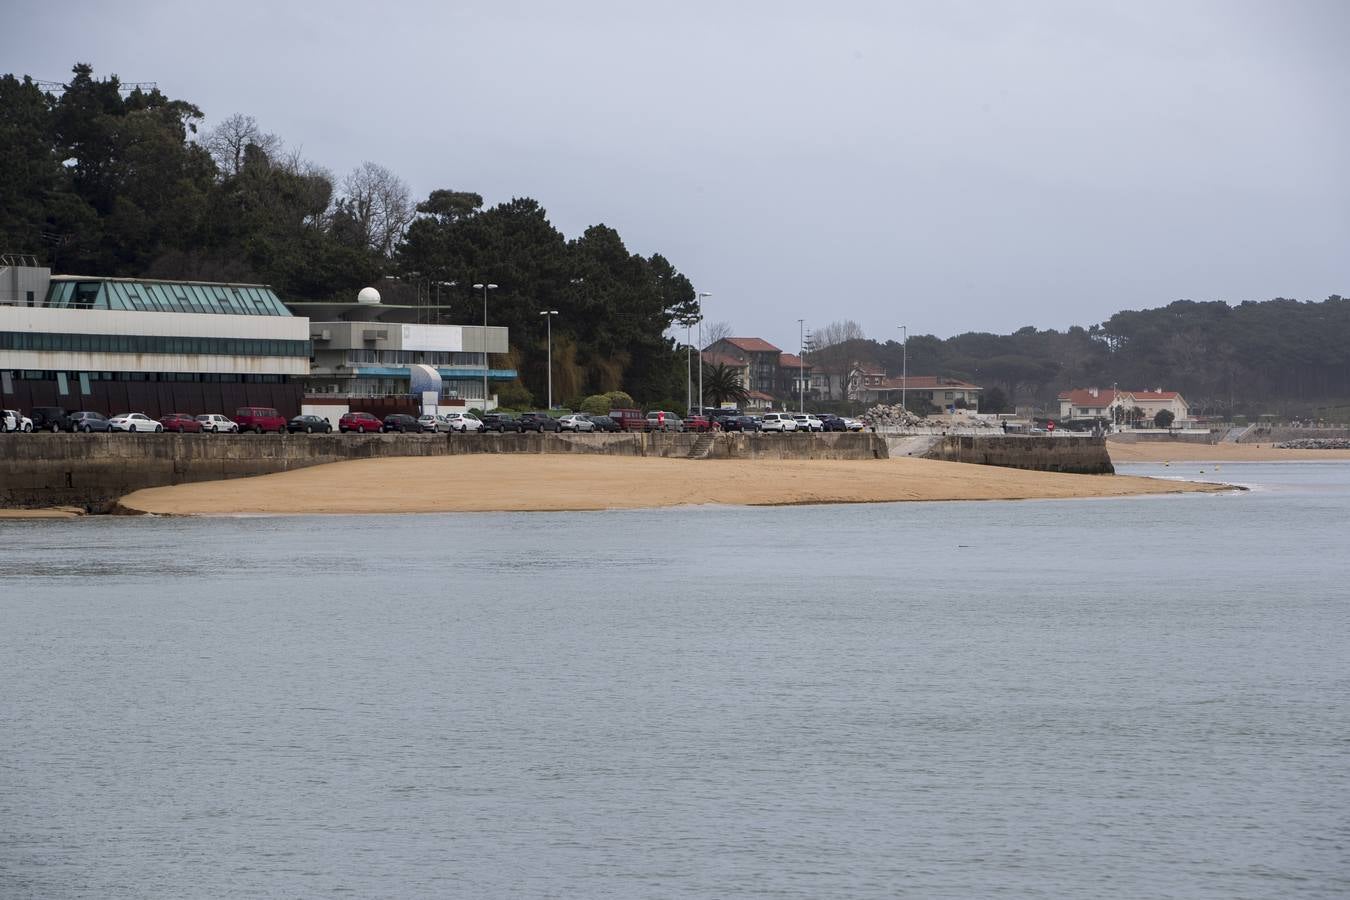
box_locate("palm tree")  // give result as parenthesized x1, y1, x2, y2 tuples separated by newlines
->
(702, 362, 749, 408)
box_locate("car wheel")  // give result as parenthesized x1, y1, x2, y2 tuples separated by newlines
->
(82, 424, 92, 433)
(305, 425, 313, 434)
(357, 426, 366, 434)
(155, 425, 163, 433)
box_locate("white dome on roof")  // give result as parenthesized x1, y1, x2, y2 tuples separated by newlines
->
(357, 286, 381, 305)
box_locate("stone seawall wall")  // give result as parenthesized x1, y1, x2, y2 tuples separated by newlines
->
(1236, 426, 1350, 444)
(0, 432, 889, 509)
(923, 435, 1114, 474)
(1106, 431, 1221, 445)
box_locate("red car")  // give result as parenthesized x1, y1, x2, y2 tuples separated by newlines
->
(159, 413, 203, 433)
(339, 411, 383, 433)
(684, 415, 713, 433)
(234, 406, 287, 434)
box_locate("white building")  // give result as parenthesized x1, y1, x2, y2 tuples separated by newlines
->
(1, 262, 310, 417)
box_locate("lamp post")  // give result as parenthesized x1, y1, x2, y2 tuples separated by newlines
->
(539, 309, 559, 410)
(473, 282, 497, 411)
(897, 324, 908, 414)
(797, 318, 806, 414)
(434, 280, 457, 325)
(684, 316, 694, 416)
(696, 291, 711, 413)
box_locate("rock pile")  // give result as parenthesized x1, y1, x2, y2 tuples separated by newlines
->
(1274, 438, 1350, 450)
(864, 404, 925, 427)
(863, 404, 1000, 429)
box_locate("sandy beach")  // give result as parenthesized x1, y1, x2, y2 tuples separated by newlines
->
(116, 454, 1229, 516)
(1107, 440, 1350, 463)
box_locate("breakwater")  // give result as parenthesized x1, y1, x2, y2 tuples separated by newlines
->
(922, 434, 1115, 474)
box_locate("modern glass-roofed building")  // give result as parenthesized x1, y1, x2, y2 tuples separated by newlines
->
(0, 263, 310, 418)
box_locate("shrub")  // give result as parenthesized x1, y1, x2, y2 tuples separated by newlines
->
(1154, 409, 1175, 428)
(579, 394, 611, 415)
(603, 390, 635, 409)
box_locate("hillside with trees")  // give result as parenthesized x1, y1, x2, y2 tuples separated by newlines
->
(0, 64, 696, 407)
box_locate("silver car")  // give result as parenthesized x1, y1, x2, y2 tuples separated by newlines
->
(441, 412, 483, 433)
(559, 414, 596, 432)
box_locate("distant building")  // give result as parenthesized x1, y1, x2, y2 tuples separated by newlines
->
(703, 337, 782, 397)
(0, 260, 308, 417)
(856, 373, 983, 409)
(289, 291, 513, 412)
(1057, 387, 1190, 425)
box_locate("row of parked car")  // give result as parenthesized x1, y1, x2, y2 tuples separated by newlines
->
(3, 404, 868, 437)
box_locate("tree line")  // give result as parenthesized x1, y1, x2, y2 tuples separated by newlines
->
(808, 296, 1350, 417)
(0, 64, 699, 408)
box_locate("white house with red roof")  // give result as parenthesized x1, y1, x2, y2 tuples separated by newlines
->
(1058, 387, 1189, 425)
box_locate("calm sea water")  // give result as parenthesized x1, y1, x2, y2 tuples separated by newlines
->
(3, 462, 1348, 899)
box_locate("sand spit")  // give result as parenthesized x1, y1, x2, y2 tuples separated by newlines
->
(1108, 442, 1350, 463)
(116, 455, 1230, 516)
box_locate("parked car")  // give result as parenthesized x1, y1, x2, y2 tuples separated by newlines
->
(645, 411, 684, 432)
(842, 417, 865, 432)
(816, 414, 847, 432)
(159, 413, 203, 433)
(234, 406, 286, 434)
(792, 414, 825, 432)
(558, 414, 596, 432)
(196, 413, 238, 434)
(760, 412, 799, 433)
(339, 411, 383, 433)
(722, 415, 760, 432)
(481, 413, 523, 433)
(609, 408, 647, 431)
(69, 411, 114, 433)
(684, 414, 713, 433)
(3, 409, 33, 432)
(382, 413, 424, 433)
(30, 406, 70, 432)
(109, 412, 162, 433)
(519, 412, 562, 433)
(585, 414, 620, 433)
(417, 414, 448, 433)
(288, 414, 333, 434)
(441, 411, 483, 433)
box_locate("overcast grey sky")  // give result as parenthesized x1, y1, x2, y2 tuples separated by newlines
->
(5, 0, 1348, 350)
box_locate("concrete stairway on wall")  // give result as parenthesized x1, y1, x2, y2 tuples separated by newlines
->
(687, 433, 715, 459)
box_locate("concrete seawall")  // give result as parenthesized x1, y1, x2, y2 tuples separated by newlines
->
(922, 435, 1115, 474)
(0, 432, 888, 510)
(0, 431, 1113, 510)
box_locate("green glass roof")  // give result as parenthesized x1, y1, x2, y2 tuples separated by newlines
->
(44, 278, 293, 317)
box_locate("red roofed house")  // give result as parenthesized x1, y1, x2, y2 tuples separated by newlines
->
(704, 337, 783, 397)
(857, 374, 982, 409)
(1058, 387, 1189, 425)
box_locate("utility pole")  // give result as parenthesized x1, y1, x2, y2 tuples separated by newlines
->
(797, 318, 806, 414)
(898, 324, 908, 414)
(473, 283, 498, 411)
(696, 291, 711, 413)
(540, 309, 559, 409)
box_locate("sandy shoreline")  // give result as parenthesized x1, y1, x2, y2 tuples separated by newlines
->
(116, 455, 1230, 516)
(1107, 441, 1350, 463)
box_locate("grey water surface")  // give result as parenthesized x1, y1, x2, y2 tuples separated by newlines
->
(2, 462, 1348, 899)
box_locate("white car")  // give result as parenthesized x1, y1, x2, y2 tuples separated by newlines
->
(441, 412, 483, 433)
(110, 412, 162, 433)
(792, 414, 824, 432)
(843, 417, 865, 432)
(3, 409, 32, 432)
(196, 413, 239, 433)
(760, 413, 798, 433)
(559, 414, 596, 432)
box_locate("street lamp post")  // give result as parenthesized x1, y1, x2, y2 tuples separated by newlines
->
(473, 282, 498, 411)
(798, 318, 806, 414)
(696, 291, 711, 413)
(434, 280, 457, 325)
(898, 325, 908, 414)
(684, 317, 694, 416)
(539, 309, 559, 410)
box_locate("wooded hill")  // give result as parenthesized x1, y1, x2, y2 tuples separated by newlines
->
(810, 296, 1350, 418)
(0, 64, 699, 408)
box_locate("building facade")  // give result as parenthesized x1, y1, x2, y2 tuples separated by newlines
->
(0, 265, 309, 417)
(1057, 387, 1190, 425)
